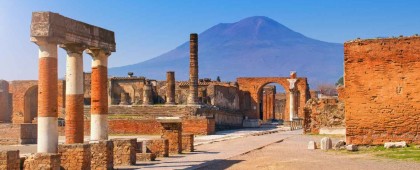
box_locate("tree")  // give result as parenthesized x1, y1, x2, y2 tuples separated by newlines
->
(216, 76, 221, 82)
(335, 76, 343, 86)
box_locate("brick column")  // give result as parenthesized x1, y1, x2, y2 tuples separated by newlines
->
(157, 117, 183, 154)
(87, 49, 110, 141)
(287, 71, 297, 121)
(34, 39, 59, 153)
(61, 44, 85, 144)
(166, 71, 175, 105)
(187, 33, 199, 105)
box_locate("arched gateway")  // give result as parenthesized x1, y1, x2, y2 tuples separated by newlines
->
(237, 72, 310, 121)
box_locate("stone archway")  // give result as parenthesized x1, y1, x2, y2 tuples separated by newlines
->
(237, 75, 310, 121)
(24, 85, 38, 123)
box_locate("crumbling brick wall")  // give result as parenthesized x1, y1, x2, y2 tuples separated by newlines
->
(343, 36, 420, 145)
(0, 80, 12, 122)
(0, 150, 20, 170)
(303, 98, 344, 134)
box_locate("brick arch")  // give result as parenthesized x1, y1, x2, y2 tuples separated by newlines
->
(24, 85, 38, 123)
(237, 77, 310, 120)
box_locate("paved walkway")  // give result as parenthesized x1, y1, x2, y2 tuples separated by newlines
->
(117, 128, 298, 169)
(200, 134, 420, 170)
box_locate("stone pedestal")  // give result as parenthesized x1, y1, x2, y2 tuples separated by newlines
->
(111, 138, 136, 166)
(90, 140, 114, 170)
(182, 133, 194, 152)
(0, 150, 20, 170)
(58, 143, 91, 170)
(144, 139, 169, 157)
(157, 117, 183, 154)
(23, 153, 61, 170)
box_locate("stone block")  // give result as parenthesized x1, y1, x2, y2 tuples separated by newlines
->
(182, 133, 194, 152)
(90, 140, 114, 170)
(307, 141, 316, 150)
(159, 121, 182, 154)
(346, 144, 358, 151)
(243, 119, 260, 128)
(136, 153, 156, 162)
(0, 150, 20, 170)
(384, 141, 407, 149)
(320, 137, 332, 150)
(111, 138, 136, 166)
(58, 143, 91, 170)
(23, 153, 61, 170)
(334, 140, 346, 150)
(144, 139, 169, 157)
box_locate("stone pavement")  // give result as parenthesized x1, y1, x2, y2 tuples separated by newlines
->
(200, 134, 420, 170)
(117, 127, 298, 169)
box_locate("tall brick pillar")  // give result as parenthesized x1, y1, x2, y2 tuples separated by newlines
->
(166, 71, 175, 105)
(187, 33, 199, 105)
(0, 80, 11, 122)
(61, 44, 85, 144)
(34, 39, 59, 153)
(87, 49, 110, 141)
(287, 71, 297, 121)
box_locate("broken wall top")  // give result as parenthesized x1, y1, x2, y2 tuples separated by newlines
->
(30, 11, 116, 52)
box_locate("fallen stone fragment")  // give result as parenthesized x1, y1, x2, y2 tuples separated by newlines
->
(320, 137, 332, 150)
(346, 144, 358, 151)
(384, 141, 407, 149)
(308, 141, 317, 150)
(334, 140, 346, 150)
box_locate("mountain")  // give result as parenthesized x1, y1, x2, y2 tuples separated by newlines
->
(109, 16, 343, 87)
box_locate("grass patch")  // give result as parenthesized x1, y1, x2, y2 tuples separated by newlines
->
(337, 145, 420, 162)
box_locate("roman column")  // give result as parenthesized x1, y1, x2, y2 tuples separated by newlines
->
(87, 49, 110, 141)
(35, 39, 59, 153)
(143, 82, 153, 105)
(166, 71, 175, 105)
(287, 71, 297, 121)
(61, 44, 85, 144)
(187, 33, 199, 105)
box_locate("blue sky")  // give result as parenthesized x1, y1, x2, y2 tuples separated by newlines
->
(0, 0, 419, 80)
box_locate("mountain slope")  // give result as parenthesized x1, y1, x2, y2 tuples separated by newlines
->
(109, 16, 343, 87)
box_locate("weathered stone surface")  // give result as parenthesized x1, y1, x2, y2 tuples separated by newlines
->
(384, 141, 407, 149)
(343, 37, 420, 145)
(136, 153, 156, 162)
(30, 11, 116, 52)
(243, 119, 260, 128)
(160, 122, 183, 154)
(112, 138, 136, 166)
(320, 137, 332, 150)
(303, 98, 344, 134)
(0, 150, 20, 170)
(90, 140, 113, 170)
(182, 133, 194, 152)
(346, 144, 358, 151)
(23, 153, 61, 170)
(144, 139, 169, 157)
(334, 140, 346, 150)
(58, 143, 91, 170)
(307, 141, 316, 150)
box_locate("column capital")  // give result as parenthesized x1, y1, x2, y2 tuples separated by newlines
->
(86, 48, 111, 58)
(60, 43, 86, 55)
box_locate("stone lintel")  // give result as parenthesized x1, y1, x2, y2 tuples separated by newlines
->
(156, 117, 182, 123)
(30, 11, 116, 52)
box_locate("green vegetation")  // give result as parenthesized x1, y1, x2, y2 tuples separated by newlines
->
(335, 76, 343, 86)
(108, 114, 148, 120)
(338, 145, 420, 162)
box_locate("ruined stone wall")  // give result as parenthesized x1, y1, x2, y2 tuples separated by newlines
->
(207, 85, 240, 110)
(0, 80, 11, 122)
(303, 98, 344, 134)
(274, 93, 286, 120)
(343, 36, 420, 144)
(109, 77, 146, 105)
(9, 80, 65, 123)
(0, 123, 37, 145)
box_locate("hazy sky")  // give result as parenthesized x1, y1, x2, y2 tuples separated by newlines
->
(0, 0, 419, 80)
